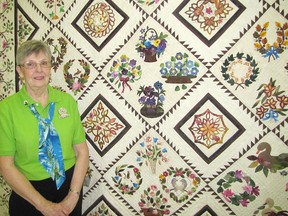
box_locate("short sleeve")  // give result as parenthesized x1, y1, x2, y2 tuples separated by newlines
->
(71, 98, 86, 145)
(0, 101, 16, 155)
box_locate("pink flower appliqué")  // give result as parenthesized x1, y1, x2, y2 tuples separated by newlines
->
(175, 170, 184, 176)
(151, 185, 158, 191)
(234, 170, 243, 179)
(223, 189, 234, 198)
(243, 185, 253, 195)
(240, 199, 249, 207)
(72, 81, 81, 91)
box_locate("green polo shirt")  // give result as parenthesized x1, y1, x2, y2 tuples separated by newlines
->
(0, 85, 86, 180)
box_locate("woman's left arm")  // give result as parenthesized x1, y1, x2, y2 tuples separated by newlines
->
(61, 141, 89, 213)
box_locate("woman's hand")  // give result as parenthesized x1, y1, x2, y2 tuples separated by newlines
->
(0, 156, 70, 215)
(38, 200, 70, 216)
(60, 191, 80, 215)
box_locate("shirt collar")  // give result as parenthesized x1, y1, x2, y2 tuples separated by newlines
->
(20, 85, 61, 107)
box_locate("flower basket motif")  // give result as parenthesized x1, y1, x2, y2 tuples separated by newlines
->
(217, 170, 260, 207)
(136, 136, 168, 174)
(107, 55, 142, 93)
(136, 27, 168, 62)
(159, 167, 201, 203)
(138, 185, 171, 215)
(112, 164, 142, 195)
(253, 78, 288, 122)
(160, 52, 200, 86)
(137, 81, 165, 118)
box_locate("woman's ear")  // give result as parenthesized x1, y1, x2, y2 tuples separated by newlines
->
(16, 65, 24, 80)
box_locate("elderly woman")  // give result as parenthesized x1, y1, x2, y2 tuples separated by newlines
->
(0, 40, 89, 216)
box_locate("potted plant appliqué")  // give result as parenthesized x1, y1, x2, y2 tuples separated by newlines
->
(137, 81, 165, 118)
(160, 52, 200, 83)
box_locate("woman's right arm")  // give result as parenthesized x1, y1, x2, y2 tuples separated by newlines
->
(0, 156, 68, 216)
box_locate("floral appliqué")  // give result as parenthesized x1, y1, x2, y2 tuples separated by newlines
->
(185, 0, 233, 34)
(253, 78, 288, 122)
(63, 59, 90, 95)
(138, 185, 171, 215)
(107, 55, 142, 93)
(112, 164, 142, 195)
(217, 170, 260, 207)
(136, 27, 168, 62)
(138, 81, 166, 118)
(254, 22, 288, 62)
(44, 0, 65, 20)
(136, 136, 168, 174)
(189, 109, 229, 148)
(82, 102, 124, 150)
(159, 167, 201, 203)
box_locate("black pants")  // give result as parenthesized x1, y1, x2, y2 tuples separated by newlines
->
(9, 166, 82, 216)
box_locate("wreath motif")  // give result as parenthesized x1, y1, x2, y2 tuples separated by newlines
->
(46, 37, 67, 72)
(221, 52, 259, 90)
(112, 164, 142, 195)
(253, 22, 288, 62)
(63, 59, 90, 95)
(83, 2, 115, 38)
(217, 170, 260, 207)
(159, 167, 201, 203)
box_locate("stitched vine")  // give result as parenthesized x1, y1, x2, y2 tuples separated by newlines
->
(47, 37, 67, 72)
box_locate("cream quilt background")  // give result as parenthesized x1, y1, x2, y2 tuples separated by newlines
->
(0, 0, 288, 215)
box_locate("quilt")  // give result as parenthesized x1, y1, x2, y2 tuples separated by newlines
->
(0, 0, 288, 215)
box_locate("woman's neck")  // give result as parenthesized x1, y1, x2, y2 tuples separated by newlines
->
(26, 86, 49, 107)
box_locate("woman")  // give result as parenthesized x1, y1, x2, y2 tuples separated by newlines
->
(0, 40, 89, 216)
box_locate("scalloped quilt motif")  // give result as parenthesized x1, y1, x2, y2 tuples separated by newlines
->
(72, 0, 129, 51)
(83, 2, 115, 38)
(189, 108, 229, 148)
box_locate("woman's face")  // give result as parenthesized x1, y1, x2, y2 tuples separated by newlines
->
(16, 51, 51, 91)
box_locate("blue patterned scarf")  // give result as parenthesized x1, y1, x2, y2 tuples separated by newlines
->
(29, 102, 65, 189)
